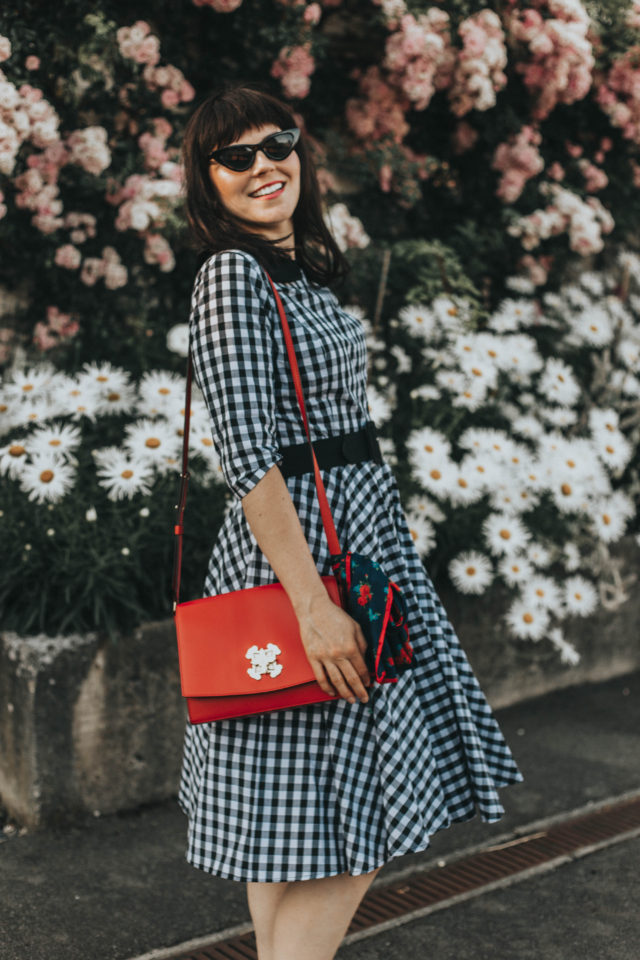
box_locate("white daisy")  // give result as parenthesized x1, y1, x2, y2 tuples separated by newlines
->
(94, 447, 155, 500)
(571, 306, 614, 347)
(410, 384, 442, 401)
(390, 344, 412, 373)
(482, 512, 532, 556)
(617, 249, 640, 273)
(451, 376, 490, 412)
(56, 376, 101, 421)
(123, 418, 181, 466)
(449, 550, 494, 594)
(538, 357, 581, 406)
(610, 369, 640, 397)
(0, 437, 30, 478)
(19, 455, 76, 503)
(579, 271, 605, 297)
(505, 275, 536, 295)
(0, 395, 28, 439)
(488, 297, 537, 332)
(416, 457, 457, 499)
(593, 430, 632, 473)
(403, 511, 437, 557)
(432, 295, 472, 333)
(511, 414, 545, 440)
(364, 386, 392, 426)
(377, 435, 397, 466)
(19, 397, 60, 428)
(548, 627, 581, 665)
(498, 335, 544, 378)
(562, 283, 591, 310)
(589, 493, 632, 543)
(539, 405, 578, 428)
(547, 470, 590, 515)
(406, 425, 452, 464)
(424, 346, 454, 368)
(505, 596, 550, 641)
(467, 428, 523, 467)
(397, 303, 437, 342)
(563, 541, 581, 571)
(563, 575, 598, 616)
(521, 574, 563, 611)
(498, 554, 534, 587)
(489, 480, 540, 515)
(94, 380, 137, 416)
(527, 540, 553, 568)
(188, 420, 215, 454)
(345, 304, 367, 322)
(589, 407, 619, 436)
(542, 291, 564, 311)
(405, 493, 447, 525)
(138, 370, 186, 417)
(166, 323, 190, 357)
(3, 365, 58, 401)
(435, 368, 467, 394)
(616, 337, 640, 371)
(541, 437, 604, 490)
(447, 461, 486, 506)
(475, 331, 514, 368)
(458, 452, 501, 491)
(30, 422, 82, 461)
(78, 361, 130, 391)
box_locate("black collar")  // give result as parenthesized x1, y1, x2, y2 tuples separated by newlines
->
(268, 257, 303, 283)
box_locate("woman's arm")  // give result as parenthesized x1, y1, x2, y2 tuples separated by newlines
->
(241, 463, 371, 705)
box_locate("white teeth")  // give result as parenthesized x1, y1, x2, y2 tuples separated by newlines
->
(252, 182, 284, 198)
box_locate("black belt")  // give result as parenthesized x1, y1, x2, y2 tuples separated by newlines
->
(278, 421, 383, 478)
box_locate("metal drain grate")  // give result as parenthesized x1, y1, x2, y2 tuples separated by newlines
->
(166, 794, 640, 960)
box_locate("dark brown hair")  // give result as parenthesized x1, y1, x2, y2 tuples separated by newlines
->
(180, 83, 348, 285)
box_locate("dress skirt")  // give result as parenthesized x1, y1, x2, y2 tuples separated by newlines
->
(177, 250, 524, 883)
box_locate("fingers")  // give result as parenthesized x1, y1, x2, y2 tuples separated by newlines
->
(310, 660, 337, 699)
(326, 657, 370, 704)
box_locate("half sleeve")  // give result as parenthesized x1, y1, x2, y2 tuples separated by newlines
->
(189, 250, 284, 500)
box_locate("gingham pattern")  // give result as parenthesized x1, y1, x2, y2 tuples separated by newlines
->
(177, 250, 524, 882)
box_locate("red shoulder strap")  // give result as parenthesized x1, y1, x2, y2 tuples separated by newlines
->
(172, 268, 342, 609)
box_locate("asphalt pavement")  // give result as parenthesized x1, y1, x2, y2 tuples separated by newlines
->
(1, 669, 638, 960)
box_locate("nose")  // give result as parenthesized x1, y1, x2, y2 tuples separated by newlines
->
(251, 148, 276, 174)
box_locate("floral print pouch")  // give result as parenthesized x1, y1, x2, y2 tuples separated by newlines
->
(329, 551, 414, 683)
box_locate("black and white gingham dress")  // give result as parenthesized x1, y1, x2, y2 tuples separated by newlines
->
(177, 249, 524, 883)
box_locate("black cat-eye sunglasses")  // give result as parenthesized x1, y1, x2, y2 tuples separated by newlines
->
(207, 128, 301, 172)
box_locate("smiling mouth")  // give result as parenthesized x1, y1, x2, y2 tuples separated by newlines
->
(250, 181, 285, 198)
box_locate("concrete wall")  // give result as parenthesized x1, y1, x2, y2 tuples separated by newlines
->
(1, 535, 638, 829)
(0, 621, 186, 829)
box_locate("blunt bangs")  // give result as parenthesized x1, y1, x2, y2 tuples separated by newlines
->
(197, 87, 297, 165)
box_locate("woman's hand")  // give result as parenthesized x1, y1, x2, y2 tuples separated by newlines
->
(298, 594, 371, 704)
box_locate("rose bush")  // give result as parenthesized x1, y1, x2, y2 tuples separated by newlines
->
(0, 1, 638, 661)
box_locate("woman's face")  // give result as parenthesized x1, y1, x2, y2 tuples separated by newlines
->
(208, 123, 301, 252)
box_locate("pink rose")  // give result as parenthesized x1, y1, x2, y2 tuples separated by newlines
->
(304, 4, 322, 24)
(54, 244, 82, 269)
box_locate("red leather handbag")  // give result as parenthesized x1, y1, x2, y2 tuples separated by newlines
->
(173, 270, 349, 724)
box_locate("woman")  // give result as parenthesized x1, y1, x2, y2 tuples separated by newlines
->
(178, 84, 523, 960)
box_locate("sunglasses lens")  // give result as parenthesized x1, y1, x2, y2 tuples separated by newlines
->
(263, 131, 296, 160)
(217, 146, 253, 171)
